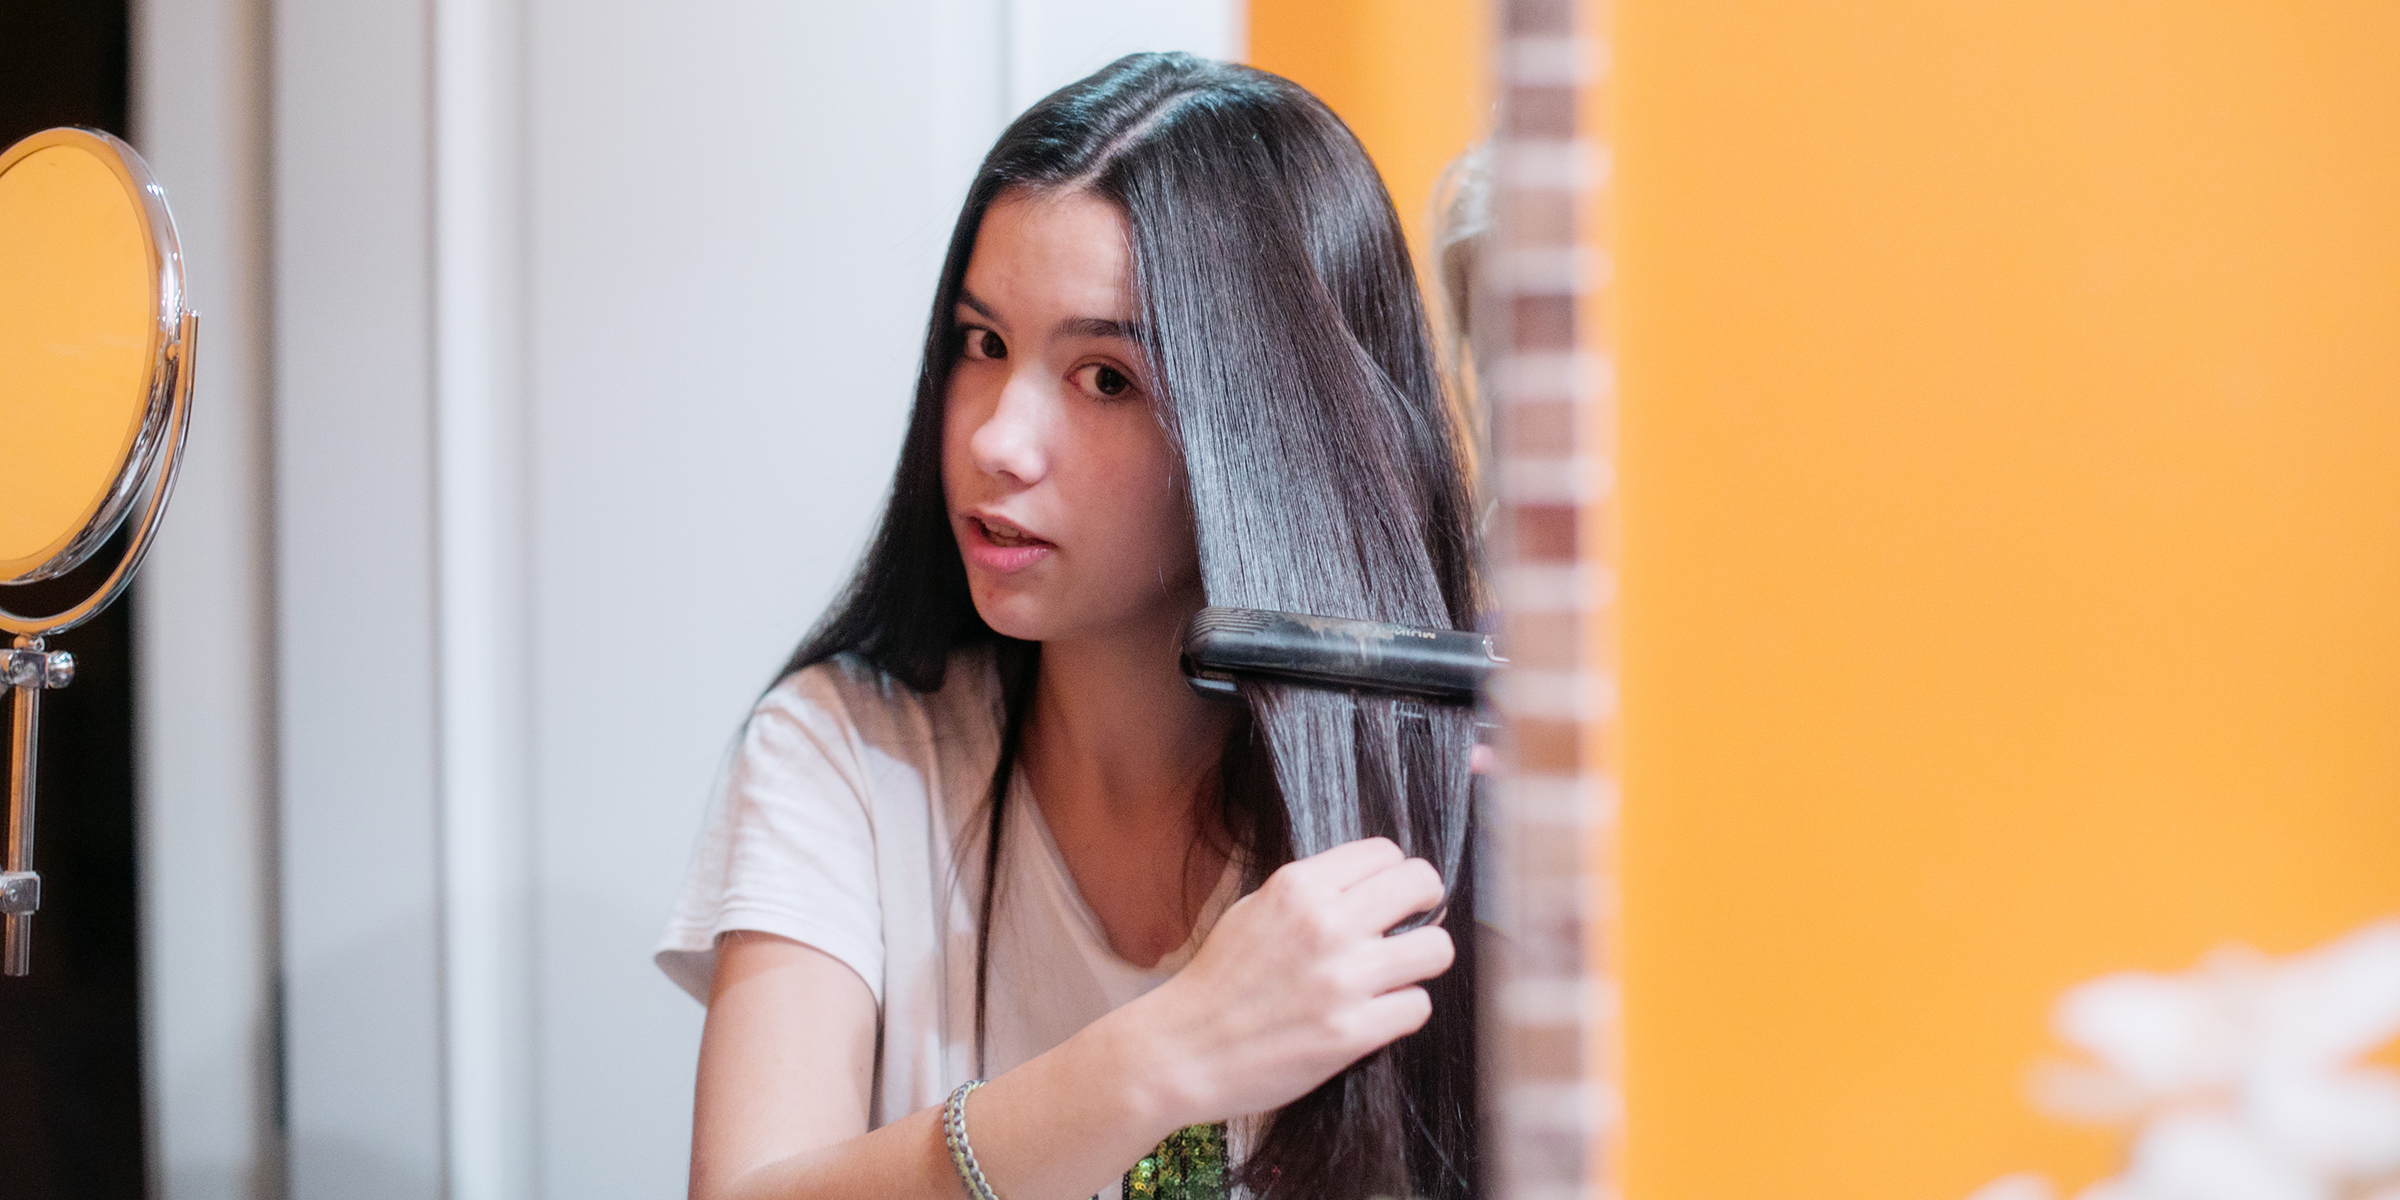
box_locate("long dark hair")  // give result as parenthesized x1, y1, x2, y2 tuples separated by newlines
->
(783, 53, 1484, 1200)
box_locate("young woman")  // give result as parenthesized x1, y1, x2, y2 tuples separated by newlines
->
(658, 53, 1485, 1200)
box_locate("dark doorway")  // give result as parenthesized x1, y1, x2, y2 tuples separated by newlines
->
(0, 1, 152, 1197)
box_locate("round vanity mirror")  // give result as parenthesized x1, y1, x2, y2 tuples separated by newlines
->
(0, 128, 189, 588)
(0, 127, 197, 976)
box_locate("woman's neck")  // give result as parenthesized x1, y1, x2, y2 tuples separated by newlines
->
(1024, 623, 1236, 818)
(1017, 617, 1239, 967)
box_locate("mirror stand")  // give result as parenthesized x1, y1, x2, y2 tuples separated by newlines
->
(2, 637, 75, 975)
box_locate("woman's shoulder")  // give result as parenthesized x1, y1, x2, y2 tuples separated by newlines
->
(734, 645, 1005, 838)
(756, 644, 1003, 751)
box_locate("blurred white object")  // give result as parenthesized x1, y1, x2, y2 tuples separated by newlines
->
(1967, 1173, 2057, 1200)
(1965, 920, 2400, 1200)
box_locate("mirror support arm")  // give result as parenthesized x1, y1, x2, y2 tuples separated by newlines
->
(2, 638, 73, 975)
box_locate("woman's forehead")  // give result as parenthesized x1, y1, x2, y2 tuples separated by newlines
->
(961, 190, 1135, 327)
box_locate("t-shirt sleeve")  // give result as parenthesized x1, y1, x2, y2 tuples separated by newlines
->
(655, 668, 885, 1006)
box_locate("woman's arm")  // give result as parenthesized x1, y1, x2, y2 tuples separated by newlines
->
(691, 930, 1179, 1200)
(690, 836, 1453, 1200)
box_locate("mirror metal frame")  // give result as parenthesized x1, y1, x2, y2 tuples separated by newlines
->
(0, 127, 197, 634)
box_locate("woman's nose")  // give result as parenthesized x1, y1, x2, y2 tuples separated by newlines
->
(969, 371, 1050, 486)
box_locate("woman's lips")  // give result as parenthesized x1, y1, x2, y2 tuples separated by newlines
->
(960, 514, 1055, 573)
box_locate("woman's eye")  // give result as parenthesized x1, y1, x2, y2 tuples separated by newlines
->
(1077, 363, 1134, 398)
(961, 327, 1006, 361)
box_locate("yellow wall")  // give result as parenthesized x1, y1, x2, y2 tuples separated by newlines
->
(1246, 0, 1495, 307)
(1617, 3, 2400, 1197)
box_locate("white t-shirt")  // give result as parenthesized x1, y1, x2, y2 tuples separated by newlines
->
(657, 646, 1240, 1135)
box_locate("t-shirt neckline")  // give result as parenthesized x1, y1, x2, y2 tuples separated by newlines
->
(1009, 766, 1241, 978)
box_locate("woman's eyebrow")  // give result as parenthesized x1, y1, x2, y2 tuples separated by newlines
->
(956, 290, 1003, 326)
(1056, 315, 1142, 342)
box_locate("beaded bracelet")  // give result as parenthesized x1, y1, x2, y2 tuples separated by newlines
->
(942, 1079, 1000, 1200)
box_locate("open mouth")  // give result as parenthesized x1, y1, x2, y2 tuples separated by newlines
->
(972, 515, 1053, 549)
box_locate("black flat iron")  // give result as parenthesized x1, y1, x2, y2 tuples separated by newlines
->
(1180, 607, 1501, 704)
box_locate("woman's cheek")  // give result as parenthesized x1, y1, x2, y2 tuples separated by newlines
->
(940, 370, 1005, 491)
(938, 407, 971, 508)
(1123, 449, 1200, 592)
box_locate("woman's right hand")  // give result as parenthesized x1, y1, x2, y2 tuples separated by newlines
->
(1112, 836, 1456, 1129)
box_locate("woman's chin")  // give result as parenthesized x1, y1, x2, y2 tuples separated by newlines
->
(968, 592, 1055, 643)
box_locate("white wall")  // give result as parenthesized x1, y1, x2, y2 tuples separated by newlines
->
(271, 0, 448, 1192)
(136, 4, 1236, 1198)
(130, 0, 278, 1197)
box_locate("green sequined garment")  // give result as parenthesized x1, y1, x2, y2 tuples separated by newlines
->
(1121, 1122, 1228, 1200)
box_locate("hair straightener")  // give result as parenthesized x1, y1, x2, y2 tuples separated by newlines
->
(1181, 607, 1498, 935)
(1179, 607, 1501, 704)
